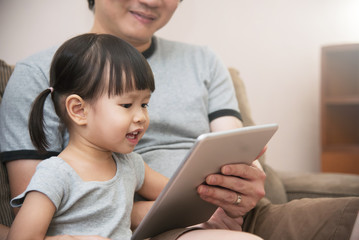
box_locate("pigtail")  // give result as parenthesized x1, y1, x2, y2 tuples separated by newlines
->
(28, 88, 53, 153)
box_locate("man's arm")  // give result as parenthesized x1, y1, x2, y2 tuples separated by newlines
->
(6, 159, 41, 215)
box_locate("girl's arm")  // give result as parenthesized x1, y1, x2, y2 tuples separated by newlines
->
(7, 191, 55, 240)
(0, 224, 9, 240)
(137, 163, 168, 201)
(131, 163, 169, 229)
(131, 201, 154, 230)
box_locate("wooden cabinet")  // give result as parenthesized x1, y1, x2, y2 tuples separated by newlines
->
(321, 44, 359, 174)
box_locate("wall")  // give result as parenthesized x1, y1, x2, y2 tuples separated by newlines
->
(1, 0, 359, 173)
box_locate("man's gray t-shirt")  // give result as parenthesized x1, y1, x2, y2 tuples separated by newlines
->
(0, 37, 241, 178)
(136, 38, 241, 177)
(11, 153, 145, 239)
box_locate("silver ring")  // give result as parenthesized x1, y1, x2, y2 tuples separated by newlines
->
(234, 193, 242, 205)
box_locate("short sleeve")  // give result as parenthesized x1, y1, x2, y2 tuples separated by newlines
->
(119, 152, 145, 191)
(10, 157, 67, 209)
(133, 153, 145, 191)
(203, 47, 242, 122)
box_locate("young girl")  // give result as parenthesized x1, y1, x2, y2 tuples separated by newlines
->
(6, 34, 262, 240)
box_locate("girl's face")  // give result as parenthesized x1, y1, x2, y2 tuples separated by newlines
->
(91, 0, 180, 51)
(85, 88, 151, 154)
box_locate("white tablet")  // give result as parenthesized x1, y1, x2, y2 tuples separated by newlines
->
(131, 124, 278, 240)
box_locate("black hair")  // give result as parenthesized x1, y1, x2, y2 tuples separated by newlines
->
(88, 0, 94, 10)
(29, 33, 155, 153)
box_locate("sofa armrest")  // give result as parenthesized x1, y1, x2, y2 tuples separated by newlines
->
(0, 162, 13, 227)
(0, 60, 14, 104)
(228, 68, 255, 127)
(277, 171, 359, 201)
(228, 68, 289, 204)
(0, 60, 15, 226)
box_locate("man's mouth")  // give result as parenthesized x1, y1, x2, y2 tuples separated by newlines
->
(130, 10, 156, 22)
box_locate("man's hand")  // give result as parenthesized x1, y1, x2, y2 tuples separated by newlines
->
(197, 161, 266, 218)
(198, 208, 243, 231)
(206, 116, 267, 220)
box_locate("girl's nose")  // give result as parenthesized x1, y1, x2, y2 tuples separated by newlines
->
(134, 109, 147, 124)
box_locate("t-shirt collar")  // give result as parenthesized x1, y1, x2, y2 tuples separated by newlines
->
(142, 36, 156, 59)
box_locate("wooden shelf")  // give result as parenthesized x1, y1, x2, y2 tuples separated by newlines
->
(322, 144, 359, 152)
(325, 96, 359, 105)
(321, 44, 359, 174)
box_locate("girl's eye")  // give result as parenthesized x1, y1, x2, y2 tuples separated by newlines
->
(142, 103, 149, 108)
(121, 104, 132, 109)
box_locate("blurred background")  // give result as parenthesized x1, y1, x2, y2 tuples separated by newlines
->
(1, 0, 359, 173)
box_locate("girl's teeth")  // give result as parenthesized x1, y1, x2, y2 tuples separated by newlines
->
(127, 132, 139, 139)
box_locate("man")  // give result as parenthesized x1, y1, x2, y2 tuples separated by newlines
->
(0, 0, 358, 239)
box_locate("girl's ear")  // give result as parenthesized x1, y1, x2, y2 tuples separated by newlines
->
(65, 94, 88, 126)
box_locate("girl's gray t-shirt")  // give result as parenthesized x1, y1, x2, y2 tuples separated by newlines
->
(11, 152, 145, 239)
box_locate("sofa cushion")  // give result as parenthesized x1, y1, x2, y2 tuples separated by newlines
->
(261, 164, 288, 203)
(278, 172, 359, 201)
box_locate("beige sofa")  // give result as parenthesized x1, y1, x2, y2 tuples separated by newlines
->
(0, 60, 358, 227)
